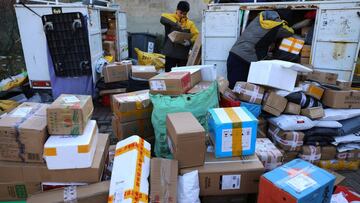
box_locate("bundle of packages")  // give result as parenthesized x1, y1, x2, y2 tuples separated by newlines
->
(255, 138, 283, 171)
(299, 145, 321, 163)
(267, 124, 304, 152)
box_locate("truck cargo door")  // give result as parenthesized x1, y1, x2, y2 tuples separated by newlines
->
(116, 11, 129, 60)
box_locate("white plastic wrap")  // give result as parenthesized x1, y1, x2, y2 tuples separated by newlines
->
(321, 109, 360, 121)
(178, 170, 200, 203)
(268, 115, 314, 131)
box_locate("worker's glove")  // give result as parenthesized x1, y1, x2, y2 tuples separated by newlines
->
(182, 40, 191, 47)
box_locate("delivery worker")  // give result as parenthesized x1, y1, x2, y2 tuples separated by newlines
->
(160, 1, 199, 72)
(227, 10, 294, 88)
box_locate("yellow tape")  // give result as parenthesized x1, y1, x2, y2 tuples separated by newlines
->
(78, 144, 90, 153)
(308, 86, 324, 98)
(224, 108, 242, 156)
(44, 147, 57, 156)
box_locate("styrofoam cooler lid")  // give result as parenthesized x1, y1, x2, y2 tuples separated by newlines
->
(253, 60, 313, 73)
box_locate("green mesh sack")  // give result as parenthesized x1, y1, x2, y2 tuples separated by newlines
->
(150, 81, 219, 158)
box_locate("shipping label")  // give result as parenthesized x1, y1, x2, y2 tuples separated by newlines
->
(150, 80, 166, 91)
(221, 128, 252, 152)
(286, 173, 317, 192)
(221, 175, 241, 190)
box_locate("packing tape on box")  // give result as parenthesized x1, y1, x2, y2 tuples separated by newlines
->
(276, 165, 319, 193)
(268, 127, 303, 151)
(63, 186, 77, 203)
(243, 89, 263, 103)
(300, 146, 321, 163)
(108, 138, 150, 203)
(257, 150, 282, 170)
(336, 152, 347, 160)
(117, 93, 150, 110)
(224, 108, 243, 156)
(308, 86, 323, 98)
(318, 160, 360, 171)
(11, 103, 43, 162)
(279, 37, 304, 55)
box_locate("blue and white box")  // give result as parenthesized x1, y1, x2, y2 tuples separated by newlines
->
(208, 107, 258, 158)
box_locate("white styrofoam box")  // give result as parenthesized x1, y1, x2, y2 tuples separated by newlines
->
(247, 60, 312, 91)
(44, 120, 98, 170)
(108, 135, 151, 203)
(173, 65, 217, 81)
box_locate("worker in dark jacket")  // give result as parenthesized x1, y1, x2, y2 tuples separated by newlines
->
(227, 11, 294, 88)
(160, 1, 199, 72)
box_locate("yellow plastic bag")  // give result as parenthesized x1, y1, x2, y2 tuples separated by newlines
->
(135, 48, 165, 70)
(0, 100, 19, 112)
(0, 72, 28, 91)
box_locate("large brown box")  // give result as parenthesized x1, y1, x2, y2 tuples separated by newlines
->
(103, 63, 129, 83)
(150, 158, 178, 203)
(167, 112, 205, 169)
(111, 90, 152, 123)
(306, 70, 338, 85)
(322, 89, 360, 109)
(47, 94, 93, 135)
(0, 133, 109, 183)
(27, 181, 110, 203)
(233, 82, 265, 104)
(301, 106, 325, 119)
(149, 72, 191, 95)
(0, 182, 41, 201)
(0, 102, 48, 163)
(112, 116, 153, 140)
(262, 92, 287, 116)
(284, 102, 301, 115)
(181, 153, 264, 196)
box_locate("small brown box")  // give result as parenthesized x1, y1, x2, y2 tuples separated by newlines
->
(262, 92, 288, 116)
(233, 82, 265, 104)
(131, 65, 158, 80)
(268, 125, 304, 152)
(299, 145, 321, 163)
(47, 94, 93, 135)
(301, 106, 325, 120)
(166, 112, 205, 169)
(284, 102, 301, 115)
(168, 31, 192, 43)
(103, 63, 130, 83)
(149, 72, 191, 95)
(306, 70, 338, 85)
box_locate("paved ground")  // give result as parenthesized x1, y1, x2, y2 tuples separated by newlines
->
(92, 102, 360, 194)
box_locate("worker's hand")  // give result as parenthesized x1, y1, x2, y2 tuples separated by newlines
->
(182, 40, 191, 47)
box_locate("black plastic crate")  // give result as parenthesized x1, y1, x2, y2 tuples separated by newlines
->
(42, 12, 92, 77)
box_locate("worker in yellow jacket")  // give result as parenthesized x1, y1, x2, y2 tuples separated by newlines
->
(160, 1, 199, 72)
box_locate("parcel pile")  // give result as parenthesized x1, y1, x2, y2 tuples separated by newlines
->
(0, 94, 111, 202)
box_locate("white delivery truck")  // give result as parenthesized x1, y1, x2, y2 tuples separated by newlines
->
(14, 0, 128, 89)
(202, 0, 360, 85)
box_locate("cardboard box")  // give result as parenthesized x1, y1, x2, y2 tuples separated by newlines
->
(103, 63, 129, 83)
(180, 153, 265, 196)
(256, 138, 283, 171)
(304, 84, 324, 100)
(300, 57, 310, 65)
(336, 79, 352, 90)
(282, 151, 299, 163)
(0, 133, 109, 183)
(258, 159, 335, 203)
(301, 45, 311, 57)
(299, 145, 321, 163)
(27, 181, 110, 203)
(322, 89, 360, 109)
(103, 40, 116, 59)
(262, 92, 288, 116)
(321, 146, 337, 160)
(108, 136, 150, 203)
(0, 102, 48, 163)
(268, 125, 304, 152)
(187, 81, 212, 94)
(222, 87, 238, 102)
(284, 102, 301, 115)
(150, 158, 178, 203)
(41, 182, 88, 192)
(0, 182, 40, 201)
(168, 31, 192, 43)
(111, 90, 152, 122)
(112, 116, 153, 140)
(99, 88, 126, 96)
(131, 65, 158, 80)
(247, 60, 310, 92)
(300, 106, 325, 119)
(306, 70, 338, 85)
(171, 68, 202, 88)
(208, 107, 258, 158)
(257, 117, 268, 138)
(233, 82, 265, 104)
(279, 37, 304, 55)
(44, 120, 98, 170)
(167, 112, 205, 168)
(47, 94, 93, 135)
(187, 34, 201, 66)
(149, 72, 191, 95)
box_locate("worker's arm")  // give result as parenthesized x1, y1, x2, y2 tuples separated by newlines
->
(160, 13, 181, 30)
(276, 23, 294, 39)
(189, 21, 199, 43)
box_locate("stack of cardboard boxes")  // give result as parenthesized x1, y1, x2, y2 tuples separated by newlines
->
(0, 94, 112, 202)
